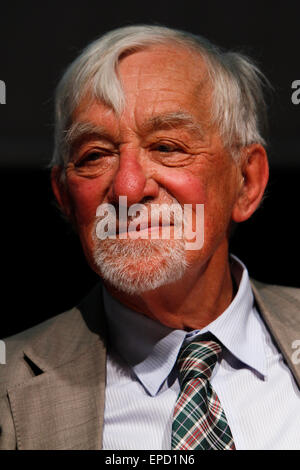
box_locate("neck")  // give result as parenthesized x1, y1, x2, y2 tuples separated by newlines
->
(104, 243, 235, 331)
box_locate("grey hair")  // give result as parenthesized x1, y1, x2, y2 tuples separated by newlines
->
(51, 24, 271, 167)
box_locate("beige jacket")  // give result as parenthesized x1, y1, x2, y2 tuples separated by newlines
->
(0, 280, 300, 449)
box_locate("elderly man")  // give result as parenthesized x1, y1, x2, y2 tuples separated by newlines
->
(1, 25, 300, 450)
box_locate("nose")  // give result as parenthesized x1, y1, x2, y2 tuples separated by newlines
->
(108, 147, 158, 206)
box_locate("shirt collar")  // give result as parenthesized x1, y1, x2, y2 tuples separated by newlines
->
(102, 254, 267, 397)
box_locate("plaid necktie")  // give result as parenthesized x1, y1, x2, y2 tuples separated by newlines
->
(171, 339, 236, 450)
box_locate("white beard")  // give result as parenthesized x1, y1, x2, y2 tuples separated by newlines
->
(92, 237, 188, 295)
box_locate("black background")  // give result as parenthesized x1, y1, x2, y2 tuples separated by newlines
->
(0, 1, 299, 338)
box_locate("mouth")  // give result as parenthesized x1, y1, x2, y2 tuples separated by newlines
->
(117, 221, 174, 235)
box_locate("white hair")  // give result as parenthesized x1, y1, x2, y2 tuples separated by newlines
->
(51, 24, 271, 167)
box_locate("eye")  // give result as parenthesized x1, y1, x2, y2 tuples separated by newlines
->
(75, 149, 114, 167)
(75, 153, 100, 167)
(84, 152, 102, 161)
(153, 143, 182, 153)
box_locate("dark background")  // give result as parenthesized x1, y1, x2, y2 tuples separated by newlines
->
(0, 1, 299, 337)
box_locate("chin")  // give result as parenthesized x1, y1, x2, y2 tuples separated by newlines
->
(92, 237, 189, 295)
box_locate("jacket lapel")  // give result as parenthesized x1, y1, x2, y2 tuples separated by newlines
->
(251, 279, 300, 389)
(8, 341, 106, 449)
(7, 284, 107, 450)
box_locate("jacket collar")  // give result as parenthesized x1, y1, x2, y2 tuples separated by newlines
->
(8, 284, 107, 450)
(251, 279, 300, 389)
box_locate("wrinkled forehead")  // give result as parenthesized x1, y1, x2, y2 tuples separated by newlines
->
(118, 43, 210, 88)
(72, 44, 213, 133)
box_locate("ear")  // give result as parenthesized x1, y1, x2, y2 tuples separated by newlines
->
(231, 144, 269, 223)
(51, 165, 73, 220)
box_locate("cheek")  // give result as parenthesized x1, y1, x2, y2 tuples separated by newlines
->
(159, 166, 234, 251)
(159, 169, 207, 206)
(66, 175, 110, 268)
(67, 176, 106, 228)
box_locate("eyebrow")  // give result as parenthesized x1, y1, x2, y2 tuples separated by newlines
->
(141, 111, 205, 139)
(65, 111, 204, 154)
(65, 121, 115, 149)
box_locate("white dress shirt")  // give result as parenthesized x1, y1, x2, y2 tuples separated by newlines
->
(101, 255, 300, 450)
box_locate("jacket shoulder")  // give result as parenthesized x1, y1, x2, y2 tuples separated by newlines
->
(252, 278, 300, 297)
(0, 308, 78, 391)
(0, 283, 106, 450)
(251, 278, 300, 390)
(0, 282, 105, 392)
(251, 279, 300, 316)
(0, 309, 77, 450)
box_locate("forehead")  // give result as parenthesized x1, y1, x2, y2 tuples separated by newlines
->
(73, 44, 212, 131)
(119, 43, 208, 87)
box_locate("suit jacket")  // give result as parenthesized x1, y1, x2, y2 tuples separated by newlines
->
(0, 279, 300, 450)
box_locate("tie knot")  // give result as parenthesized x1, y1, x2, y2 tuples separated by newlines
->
(177, 340, 222, 386)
